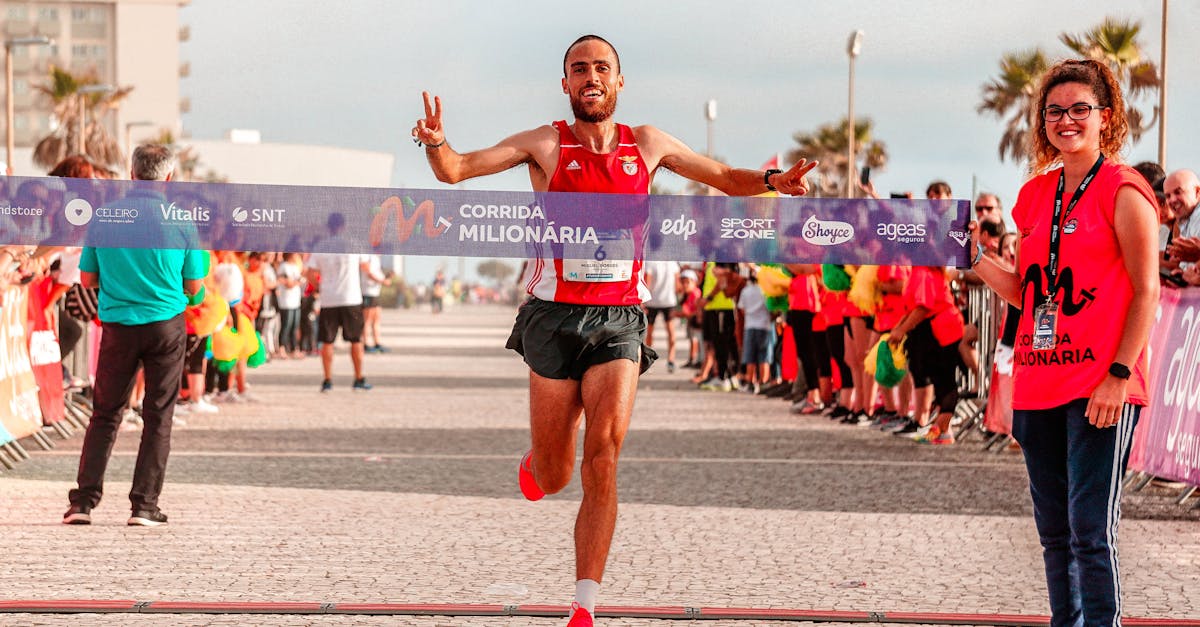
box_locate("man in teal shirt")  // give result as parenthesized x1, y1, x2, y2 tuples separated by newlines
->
(63, 144, 207, 527)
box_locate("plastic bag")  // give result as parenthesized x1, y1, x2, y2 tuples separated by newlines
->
(873, 334, 907, 387)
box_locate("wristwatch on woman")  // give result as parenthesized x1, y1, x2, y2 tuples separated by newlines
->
(1108, 362, 1132, 380)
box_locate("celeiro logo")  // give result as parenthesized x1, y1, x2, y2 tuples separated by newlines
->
(660, 214, 697, 241)
(64, 198, 94, 226)
(721, 217, 776, 240)
(802, 215, 854, 246)
(160, 202, 210, 223)
(877, 222, 927, 243)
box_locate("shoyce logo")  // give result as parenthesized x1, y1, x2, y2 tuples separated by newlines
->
(64, 198, 93, 226)
(948, 229, 970, 247)
(660, 214, 697, 241)
(877, 222, 927, 243)
(802, 215, 854, 246)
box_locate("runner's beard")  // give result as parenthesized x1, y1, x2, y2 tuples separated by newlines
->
(570, 91, 618, 123)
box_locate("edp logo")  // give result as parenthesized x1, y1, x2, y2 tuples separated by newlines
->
(660, 214, 697, 241)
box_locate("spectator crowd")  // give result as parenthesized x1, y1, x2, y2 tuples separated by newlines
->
(641, 165, 1200, 447)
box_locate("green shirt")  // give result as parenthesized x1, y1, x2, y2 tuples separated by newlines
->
(79, 189, 209, 326)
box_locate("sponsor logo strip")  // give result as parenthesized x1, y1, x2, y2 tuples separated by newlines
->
(0, 176, 968, 266)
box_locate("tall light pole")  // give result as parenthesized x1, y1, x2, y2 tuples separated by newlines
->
(76, 84, 115, 157)
(846, 30, 864, 199)
(1157, 0, 1168, 168)
(4, 36, 53, 175)
(704, 99, 717, 158)
(124, 120, 154, 171)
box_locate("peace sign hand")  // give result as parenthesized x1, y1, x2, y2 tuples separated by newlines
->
(412, 91, 445, 147)
(772, 159, 819, 196)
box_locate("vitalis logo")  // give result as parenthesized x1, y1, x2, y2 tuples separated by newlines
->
(660, 214, 697, 241)
(160, 202, 210, 222)
(802, 215, 854, 246)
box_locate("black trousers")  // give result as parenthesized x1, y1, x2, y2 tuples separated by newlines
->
(69, 314, 186, 512)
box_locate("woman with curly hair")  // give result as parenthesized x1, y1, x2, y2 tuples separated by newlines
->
(971, 59, 1159, 626)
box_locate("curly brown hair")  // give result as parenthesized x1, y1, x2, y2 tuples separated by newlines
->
(1029, 59, 1128, 175)
(47, 155, 97, 179)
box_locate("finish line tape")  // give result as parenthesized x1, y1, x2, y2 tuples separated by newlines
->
(1, 176, 971, 266)
(2, 600, 1198, 625)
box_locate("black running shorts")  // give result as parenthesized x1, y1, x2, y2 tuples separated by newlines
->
(506, 298, 657, 380)
(318, 305, 364, 344)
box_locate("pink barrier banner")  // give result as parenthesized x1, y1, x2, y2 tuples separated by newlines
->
(0, 286, 44, 440)
(26, 277, 65, 426)
(1131, 288, 1200, 485)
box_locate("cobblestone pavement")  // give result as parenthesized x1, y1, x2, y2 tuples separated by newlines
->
(2, 304, 1197, 626)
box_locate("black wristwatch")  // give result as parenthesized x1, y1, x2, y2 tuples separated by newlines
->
(764, 168, 782, 192)
(1108, 362, 1132, 380)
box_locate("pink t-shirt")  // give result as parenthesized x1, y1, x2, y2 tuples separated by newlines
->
(874, 265, 911, 331)
(903, 266, 963, 347)
(1010, 160, 1156, 410)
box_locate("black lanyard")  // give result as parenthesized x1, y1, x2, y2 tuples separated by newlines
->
(1045, 155, 1104, 302)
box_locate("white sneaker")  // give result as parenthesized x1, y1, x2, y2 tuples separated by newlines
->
(173, 403, 191, 417)
(910, 424, 933, 441)
(190, 398, 219, 414)
(235, 391, 259, 403)
(213, 391, 239, 403)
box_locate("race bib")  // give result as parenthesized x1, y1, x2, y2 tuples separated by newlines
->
(562, 258, 634, 283)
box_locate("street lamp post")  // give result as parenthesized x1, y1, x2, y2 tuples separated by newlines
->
(124, 120, 154, 171)
(75, 84, 115, 157)
(704, 99, 717, 158)
(846, 30, 864, 199)
(4, 36, 53, 176)
(1157, 0, 1168, 168)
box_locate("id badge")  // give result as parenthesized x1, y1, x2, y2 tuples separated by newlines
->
(562, 258, 633, 283)
(1032, 301, 1059, 351)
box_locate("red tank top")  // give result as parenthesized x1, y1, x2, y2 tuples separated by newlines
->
(521, 121, 651, 305)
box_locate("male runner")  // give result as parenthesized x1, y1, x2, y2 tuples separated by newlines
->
(413, 34, 816, 626)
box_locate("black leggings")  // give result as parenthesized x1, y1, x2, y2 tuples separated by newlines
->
(705, 309, 738, 380)
(825, 323, 851, 390)
(787, 310, 828, 393)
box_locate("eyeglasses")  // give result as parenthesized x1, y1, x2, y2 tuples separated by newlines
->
(975, 205, 997, 211)
(1042, 103, 1107, 122)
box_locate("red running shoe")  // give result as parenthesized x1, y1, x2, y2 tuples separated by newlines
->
(518, 450, 544, 501)
(566, 603, 593, 626)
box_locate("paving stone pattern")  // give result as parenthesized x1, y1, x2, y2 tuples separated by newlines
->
(1, 304, 1196, 626)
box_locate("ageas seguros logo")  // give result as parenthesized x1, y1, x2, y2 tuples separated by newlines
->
(876, 221, 928, 244)
(801, 215, 854, 246)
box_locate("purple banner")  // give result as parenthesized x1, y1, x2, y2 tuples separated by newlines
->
(0, 176, 970, 266)
(1133, 288, 1200, 485)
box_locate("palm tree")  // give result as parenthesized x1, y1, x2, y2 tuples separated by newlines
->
(979, 18, 1160, 164)
(31, 66, 132, 171)
(787, 117, 887, 197)
(977, 48, 1049, 163)
(1060, 17, 1160, 140)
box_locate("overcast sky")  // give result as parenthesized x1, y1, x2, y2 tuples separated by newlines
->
(179, 0, 1199, 282)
